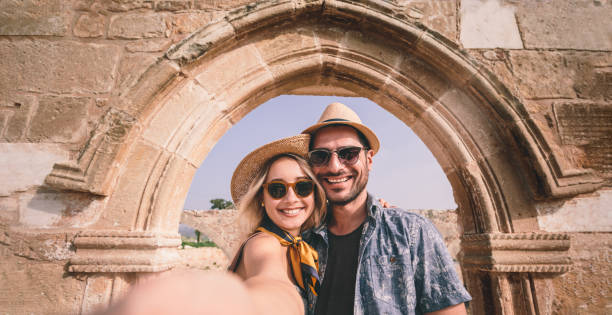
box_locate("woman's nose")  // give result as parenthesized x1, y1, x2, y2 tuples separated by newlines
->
(283, 185, 300, 201)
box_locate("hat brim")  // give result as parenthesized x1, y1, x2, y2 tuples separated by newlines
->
(230, 134, 311, 204)
(302, 121, 379, 155)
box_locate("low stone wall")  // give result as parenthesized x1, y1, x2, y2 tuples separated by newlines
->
(176, 246, 229, 271)
(179, 208, 462, 271)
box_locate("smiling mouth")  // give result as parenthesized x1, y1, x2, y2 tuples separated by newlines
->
(326, 176, 350, 184)
(280, 208, 303, 216)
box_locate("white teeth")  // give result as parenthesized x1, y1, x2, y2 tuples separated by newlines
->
(281, 209, 301, 215)
(327, 177, 349, 183)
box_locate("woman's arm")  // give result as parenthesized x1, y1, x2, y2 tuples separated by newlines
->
(241, 233, 304, 315)
(98, 234, 303, 315)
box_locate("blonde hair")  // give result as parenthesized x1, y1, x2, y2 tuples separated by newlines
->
(237, 153, 327, 236)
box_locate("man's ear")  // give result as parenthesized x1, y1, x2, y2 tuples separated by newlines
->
(366, 149, 374, 171)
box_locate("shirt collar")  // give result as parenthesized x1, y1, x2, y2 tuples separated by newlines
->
(308, 192, 381, 238)
(365, 192, 382, 220)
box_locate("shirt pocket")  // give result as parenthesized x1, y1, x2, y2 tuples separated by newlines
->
(364, 254, 416, 313)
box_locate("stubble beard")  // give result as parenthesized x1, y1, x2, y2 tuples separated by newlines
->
(327, 170, 369, 206)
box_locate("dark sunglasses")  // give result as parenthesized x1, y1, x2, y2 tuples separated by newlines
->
(307, 146, 368, 166)
(262, 179, 315, 199)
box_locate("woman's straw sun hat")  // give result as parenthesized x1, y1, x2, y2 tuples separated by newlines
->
(230, 134, 311, 204)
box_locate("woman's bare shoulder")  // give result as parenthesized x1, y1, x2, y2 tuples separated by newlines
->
(241, 233, 286, 279)
(244, 233, 282, 258)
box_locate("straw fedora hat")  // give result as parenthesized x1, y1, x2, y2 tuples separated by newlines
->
(302, 102, 380, 155)
(230, 134, 310, 204)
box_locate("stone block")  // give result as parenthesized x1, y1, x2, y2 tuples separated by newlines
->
(148, 155, 197, 231)
(126, 38, 173, 53)
(169, 95, 228, 162)
(0, 112, 7, 138)
(74, 13, 106, 38)
(178, 115, 232, 167)
(18, 189, 103, 228)
(571, 55, 612, 101)
(253, 26, 318, 70)
(142, 80, 212, 149)
(0, 0, 68, 36)
(117, 53, 159, 92)
(437, 88, 506, 157)
(536, 189, 612, 232)
(509, 51, 576, 99)
(340, 30, 403, 69)
(193, 44, 269, 98)
(313, 24, 348, 54)
(0, 196, 19, 222)
(459, 0, 523, 49)
(28, 96, 90, 143)
(405, 1, 457, 42)
(0, 93, 36, 142)
(515, 0, 612, 50)
(584, 67, 612, 101)
(171, 12, 222, 36)
(397, 53, 452, 101)
(553, 102, 612, 175)
(156, 0, 192, 11)
(95, 140, 164, 229)
(115, 59, 181, 116)
(466, 50, 520, 100)
(18, 191, 65, 227)
(510, 50, 611, 100)
(0, 143, 68, 196)
(4, 227, 76, 261)
(109, 13, 169, 39)
(0, 40, 121, 94)
(193, 0, 252, 10)
(0, 258, 83, 314)
(81, 276, 114, 315)
(105, 0, 154, 12)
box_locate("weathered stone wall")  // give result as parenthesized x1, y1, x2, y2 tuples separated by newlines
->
(180, 208, 463, 271)
(0, 0, 610, 314)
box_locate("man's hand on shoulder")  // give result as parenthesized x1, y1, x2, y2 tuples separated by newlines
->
(378, 198, 397, 208)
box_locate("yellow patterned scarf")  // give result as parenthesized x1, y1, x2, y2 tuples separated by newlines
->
(256, 218, 320, 296)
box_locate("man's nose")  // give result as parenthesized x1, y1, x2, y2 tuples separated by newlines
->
(326, 151, 343, 172)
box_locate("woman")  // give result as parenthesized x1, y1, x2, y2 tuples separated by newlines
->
(100, 135, 324, 315)
(227, 134, 326, 315)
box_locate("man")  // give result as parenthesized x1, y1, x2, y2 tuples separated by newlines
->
(302, 102, 471, 315)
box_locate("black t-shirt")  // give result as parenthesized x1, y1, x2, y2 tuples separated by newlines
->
(314, 224, 364, 315)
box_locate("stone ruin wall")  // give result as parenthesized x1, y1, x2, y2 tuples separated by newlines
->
(0, 0, 610, 314)
(180, 209, 464, 275)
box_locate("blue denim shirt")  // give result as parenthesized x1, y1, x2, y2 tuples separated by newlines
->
(304, 194, 472, 315)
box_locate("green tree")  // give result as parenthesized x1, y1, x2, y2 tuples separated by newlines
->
(195, 230, 201, 243)
(210, 198, 234, 210)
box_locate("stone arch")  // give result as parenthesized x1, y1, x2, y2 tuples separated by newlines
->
(44, 1, 602, 313)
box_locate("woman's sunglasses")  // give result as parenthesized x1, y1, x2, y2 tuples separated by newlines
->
(263, 179, 315, 199)
(307, 146, 368, 166)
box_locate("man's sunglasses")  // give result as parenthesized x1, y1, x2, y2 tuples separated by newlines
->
(307, 146, 368, 166)
(262, 179, 315, 199)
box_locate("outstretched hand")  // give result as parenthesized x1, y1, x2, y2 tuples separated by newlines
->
(98, 270, 253, 315)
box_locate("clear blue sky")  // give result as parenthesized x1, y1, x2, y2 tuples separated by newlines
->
(183, 95, 456, 210)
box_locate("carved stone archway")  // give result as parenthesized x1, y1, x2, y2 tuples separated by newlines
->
(44, 1, 603, 314)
